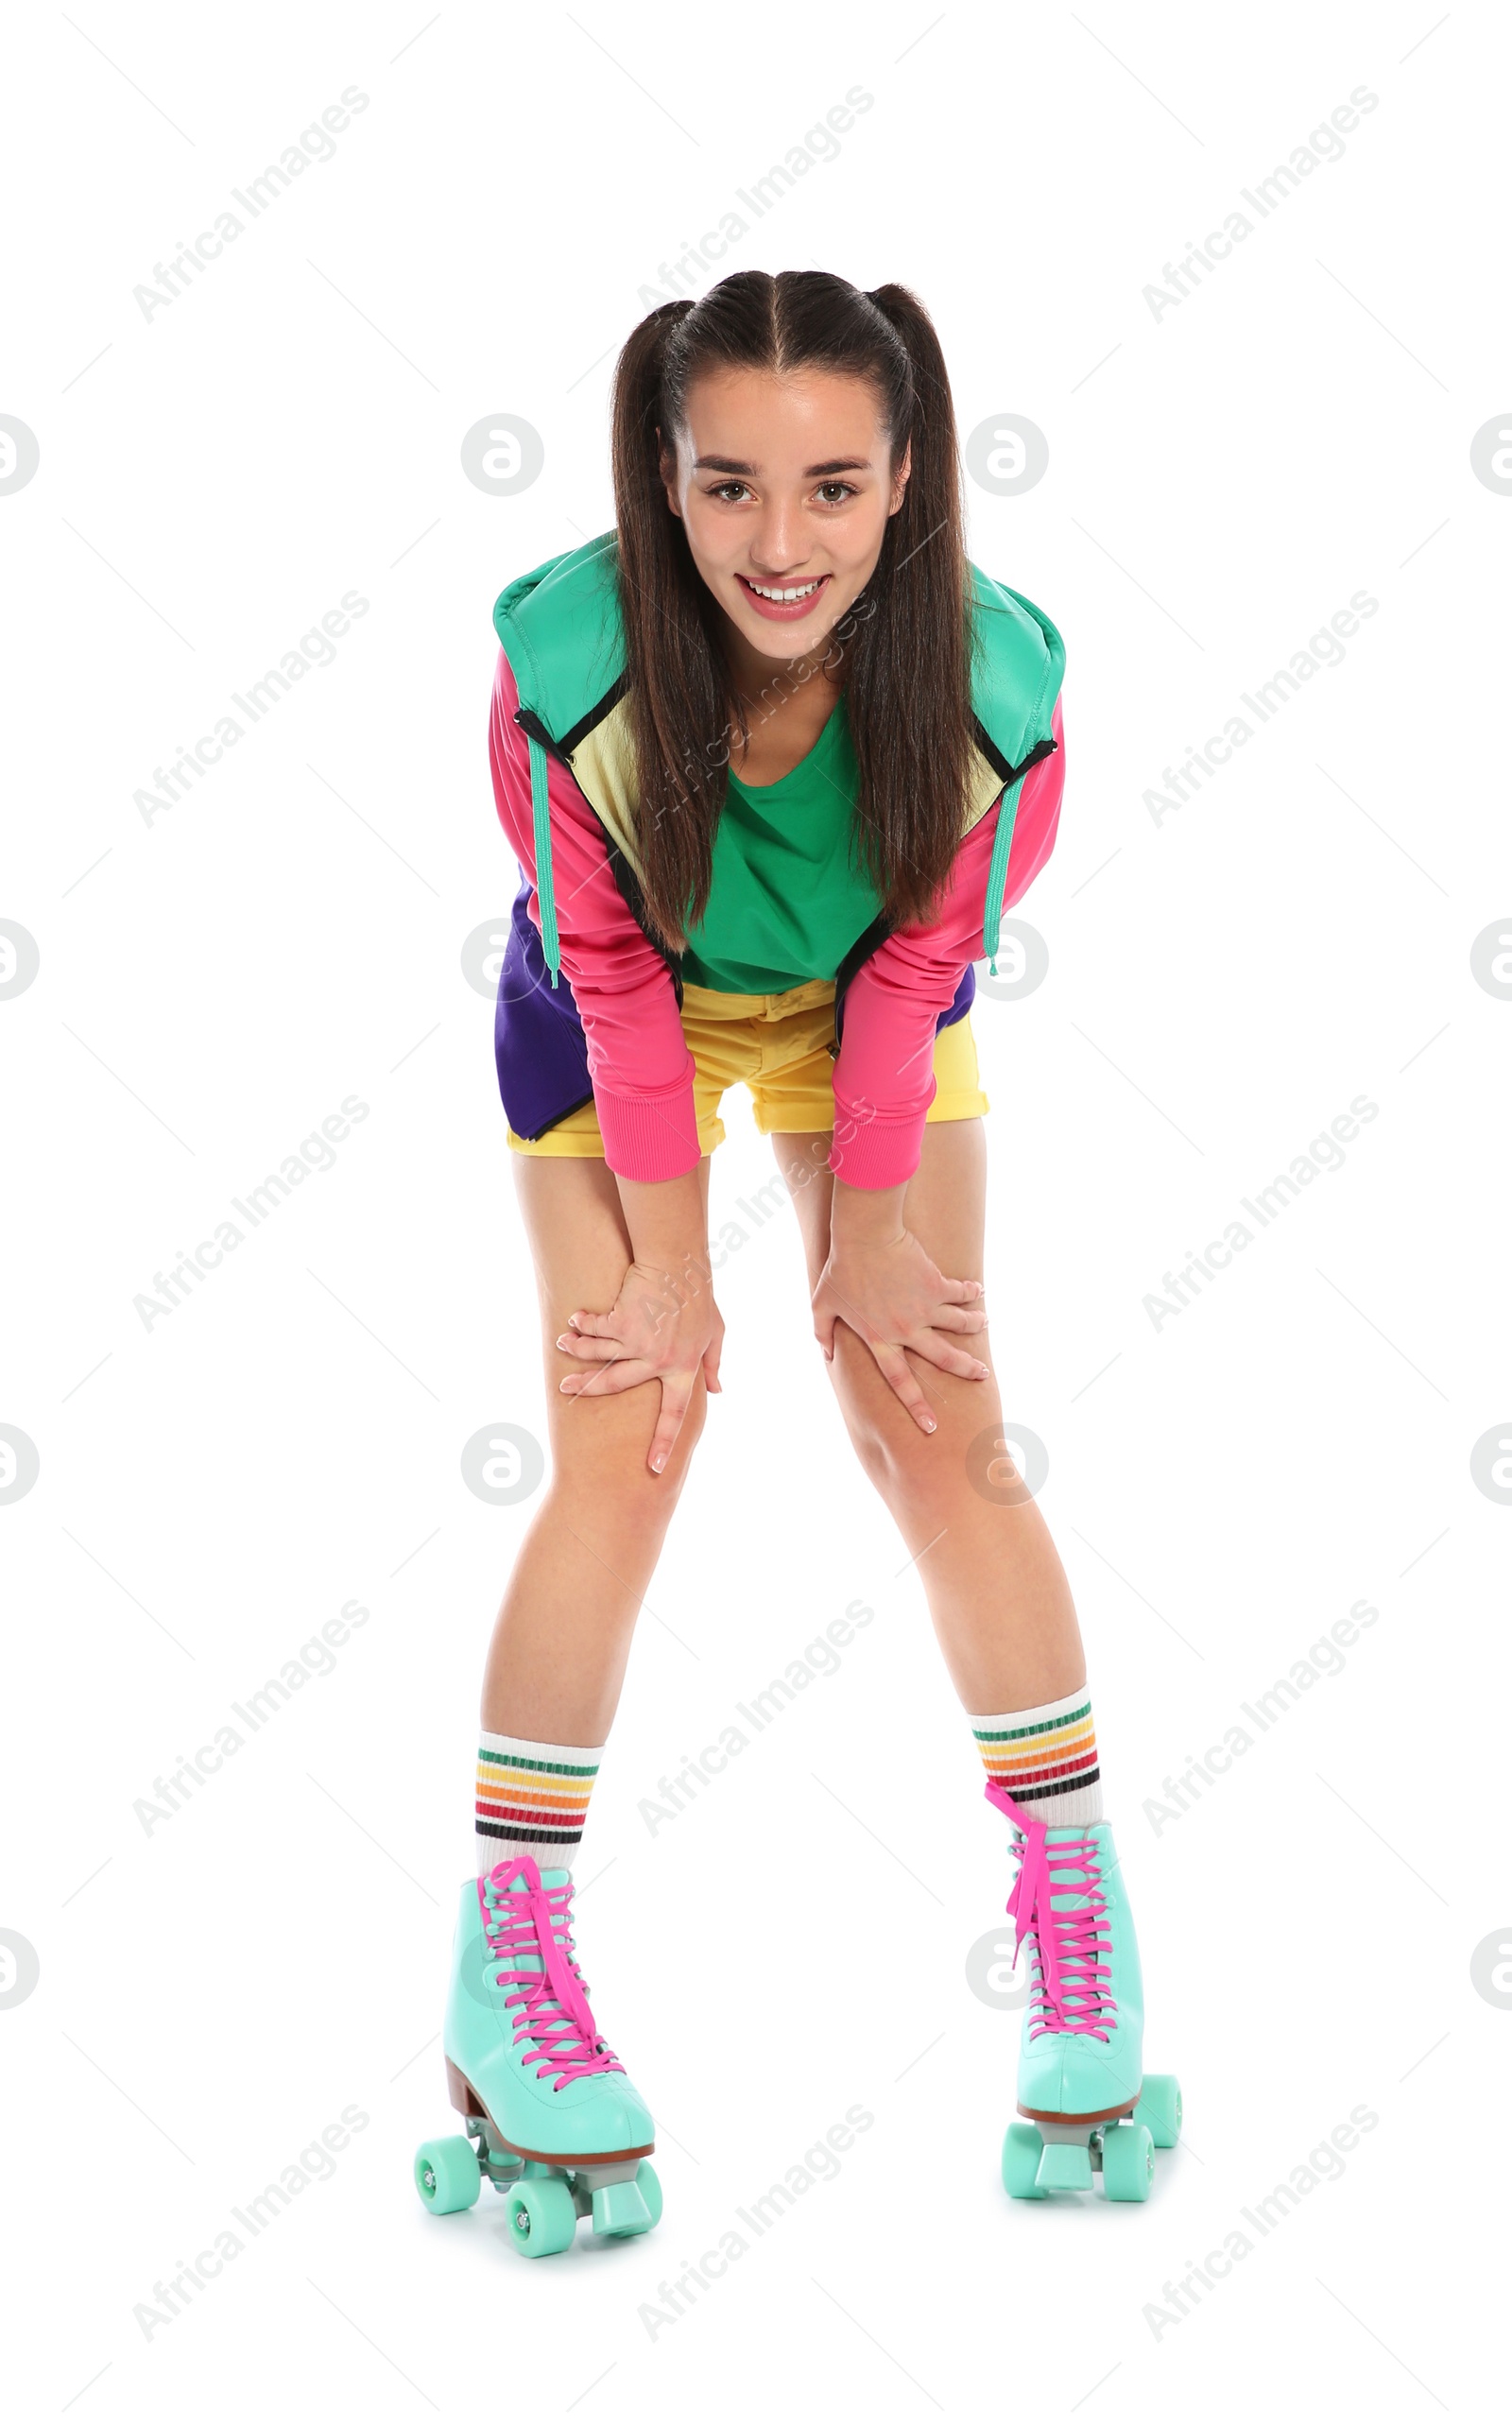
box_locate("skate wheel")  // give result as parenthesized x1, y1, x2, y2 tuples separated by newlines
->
(1002, 2122, 1048, 2199)
(636, 2159, 663, 2229)
(414, 2135, 481, 2215)
(506, 2174, 578, 2258)
(1133, 2073, 1182, 2150)
(1101, 2120, 1154, 2202)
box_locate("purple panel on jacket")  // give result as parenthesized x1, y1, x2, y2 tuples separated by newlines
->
(494, 881, 593, 1140)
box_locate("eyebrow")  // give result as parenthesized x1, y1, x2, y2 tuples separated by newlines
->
(693, 455, 874, 477)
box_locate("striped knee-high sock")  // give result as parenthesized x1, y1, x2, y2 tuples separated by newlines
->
(474, 1730, 602, 1877)
(971, 1685, 1103, 1825)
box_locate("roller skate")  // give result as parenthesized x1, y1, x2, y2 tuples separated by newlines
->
(987, 1780, 1181, 2202)
(412, 1853, 662, 2256)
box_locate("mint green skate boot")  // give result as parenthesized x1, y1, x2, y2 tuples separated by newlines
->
(412, 1853, 662, 2256)
(986, 1780, 1181, 2202)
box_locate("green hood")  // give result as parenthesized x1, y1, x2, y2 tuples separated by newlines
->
(492, 528, 1063, 979)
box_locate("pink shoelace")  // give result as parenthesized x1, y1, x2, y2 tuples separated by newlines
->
(985, 1779, 1116, 2042)
(478, 1854, 626, 2090)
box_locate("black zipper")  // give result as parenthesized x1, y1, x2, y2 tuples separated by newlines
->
(972, 719, 1058, 792)
(513, 703, 564, 758)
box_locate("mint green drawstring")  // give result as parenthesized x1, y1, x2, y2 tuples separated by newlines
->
(981, 767, 1028, 974)
(526, 729, 560, 989)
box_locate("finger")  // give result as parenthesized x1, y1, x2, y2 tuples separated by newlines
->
(559, 1359, 655, 1399)
(566, 1308, 618, 1337)
(555, 1330, 626, 1362)
(936, 1275, 986, 1304)
(871, 1342, 937, 1434)
(812, 1302, 837, 1363)
(930, 1304, 988, 1335)
(910, 1333, 991, 1382)
(647, 1376, 694, 1474)
(701, 1336, 723, 1394)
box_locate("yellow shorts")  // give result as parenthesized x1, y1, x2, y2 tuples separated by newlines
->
(506, 977, 989, 1160)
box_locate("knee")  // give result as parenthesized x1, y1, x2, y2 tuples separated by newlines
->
(832, 1335, 986, 1519)
(549, 1374, 707, 1535)
(832, 1340, 937, 1504)
(845, 1411, 944, 1517)
(840, 1398, 898, 1495)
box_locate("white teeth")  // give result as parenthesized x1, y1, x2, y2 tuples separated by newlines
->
(746, 576, 822, 601)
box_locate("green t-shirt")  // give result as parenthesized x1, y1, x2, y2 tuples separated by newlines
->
(679, 693, 883, 993)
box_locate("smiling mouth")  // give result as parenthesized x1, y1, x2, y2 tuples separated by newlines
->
(735, 571, 832, 616)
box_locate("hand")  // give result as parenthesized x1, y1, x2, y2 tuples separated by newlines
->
(556, 1255, 723, 1474)
(812, 1227, 988, 1433)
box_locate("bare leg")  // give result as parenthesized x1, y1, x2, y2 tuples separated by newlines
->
(480, 1154, 711, 1741)
(774, 1122, 1084, 1712)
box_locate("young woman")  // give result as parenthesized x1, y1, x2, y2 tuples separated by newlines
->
(411, 270, 1178, 2253)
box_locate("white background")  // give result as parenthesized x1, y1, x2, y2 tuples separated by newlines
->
(3, 2, 1507, 2417)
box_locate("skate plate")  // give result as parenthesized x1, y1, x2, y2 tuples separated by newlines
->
(412, 2061, 662, 2255)
(1003, 2074, 1182, 2204)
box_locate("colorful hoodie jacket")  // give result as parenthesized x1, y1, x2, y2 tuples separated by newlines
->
(489, 531, 1066, 1188)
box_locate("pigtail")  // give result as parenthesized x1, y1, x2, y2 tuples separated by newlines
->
(610, 298, 735, 949)
(845, 283, 973, 922)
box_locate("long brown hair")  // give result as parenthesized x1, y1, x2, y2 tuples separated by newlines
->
(609, 268, 975, 950)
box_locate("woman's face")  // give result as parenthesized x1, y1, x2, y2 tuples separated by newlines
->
(659, 367, 910, 669)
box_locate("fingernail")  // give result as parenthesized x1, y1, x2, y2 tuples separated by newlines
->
(922, 1416, 936, 1434)
(651, 1453, 666, 1472)
(556, 1335, 571, 1350)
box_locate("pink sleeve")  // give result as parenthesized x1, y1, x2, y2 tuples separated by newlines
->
(490, 647, 699, 1179)
(829, 694, 1065, 1189)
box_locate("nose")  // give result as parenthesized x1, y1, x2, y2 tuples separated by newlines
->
(746, 501, 812, 577)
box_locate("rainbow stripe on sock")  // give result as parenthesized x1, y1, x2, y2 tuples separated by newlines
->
(475, 1741, 599, 1849)
(972, 1696, 1099, 1808)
